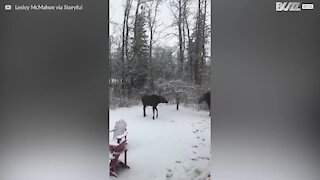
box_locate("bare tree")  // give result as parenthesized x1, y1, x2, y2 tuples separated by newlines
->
(121, 0, 133, 99)
(193, 0, 208, 85)
(200, 0, 208, 86)
(169, 0, 185, 78)
(177, 0, 184, 77)
(182, 0, 193, 82)
(126, 0, 142, 96)
(147, 0, 162, 90)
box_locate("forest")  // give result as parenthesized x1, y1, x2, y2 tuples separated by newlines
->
(109, 0, 211, 108)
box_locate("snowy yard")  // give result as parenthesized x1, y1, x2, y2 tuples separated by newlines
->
(109, 104, 211, 180)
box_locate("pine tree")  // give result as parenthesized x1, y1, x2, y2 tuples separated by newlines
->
(130, 9, 150, 90)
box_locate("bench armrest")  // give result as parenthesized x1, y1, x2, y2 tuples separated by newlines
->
(116, 131, 128, 140)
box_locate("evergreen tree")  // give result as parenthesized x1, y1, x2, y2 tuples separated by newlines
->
(130, 10, 149, 90)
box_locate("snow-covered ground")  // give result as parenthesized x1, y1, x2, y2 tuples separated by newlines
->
(109, 104, 211, 180)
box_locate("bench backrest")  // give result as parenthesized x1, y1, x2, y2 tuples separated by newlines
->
(112, 119, 127, 140)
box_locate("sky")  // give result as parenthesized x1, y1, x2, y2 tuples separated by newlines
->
(109, 0, 211, 49)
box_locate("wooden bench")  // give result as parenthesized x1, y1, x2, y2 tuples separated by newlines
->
(109, 120, 129, 177)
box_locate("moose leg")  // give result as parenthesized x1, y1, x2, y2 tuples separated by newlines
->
(143, 105, 146, 117)
(155, 106, 158, 118)
(152, 107, 155, 119)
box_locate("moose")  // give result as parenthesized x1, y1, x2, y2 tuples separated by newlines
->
(142, 94, 168, 119)
(199, 91, 211, 115)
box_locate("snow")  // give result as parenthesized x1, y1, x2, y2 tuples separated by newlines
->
(109, 104, 211, 180)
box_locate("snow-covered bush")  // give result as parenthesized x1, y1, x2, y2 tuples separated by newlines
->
(153, 79, 209, 110)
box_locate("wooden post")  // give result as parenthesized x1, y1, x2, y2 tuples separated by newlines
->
(176, 92, 180, 110)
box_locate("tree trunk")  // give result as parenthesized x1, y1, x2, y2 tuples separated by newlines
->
(200, 0, 207, 86)
(194, 0, 202, 85)
(149, 31, 154, 90)
(128, 0, 141, 96)
(178, 0, 184, 77)
(121, 0, 132, 99)
(183, 0, 193, 83)
(124, 0, 132, 98)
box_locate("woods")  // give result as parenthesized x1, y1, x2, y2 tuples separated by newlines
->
(110, 0, 211, 107)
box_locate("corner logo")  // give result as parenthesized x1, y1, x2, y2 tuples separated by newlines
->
(276, 2, 314, 11)
(276, 2, 301, 11)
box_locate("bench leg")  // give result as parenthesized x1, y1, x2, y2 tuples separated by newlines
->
(119, 151, 129, 169)
(124, 150, 127, 165)
(119, 161, 130, 169)
(110, 170, 118, 177)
